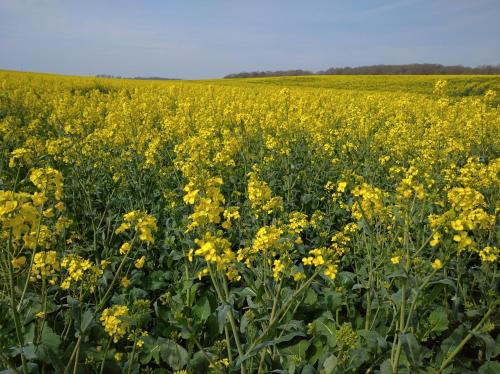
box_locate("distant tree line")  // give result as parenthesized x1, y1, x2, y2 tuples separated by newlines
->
(224, 63, 500, 78)
(95, 74, 180, 80)
(224, 69, 314, 79)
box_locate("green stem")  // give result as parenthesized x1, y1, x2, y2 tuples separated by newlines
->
(392, 214, 411, 374)
(72, 340, 80, 374)
(245, 270, 320, 357)
(97, 236, 137, 311)
(257, 276, 283, 374)
(207, 265, 245, 373)
(17, 201, 45, 311)
(0, 352, 21, 374)
(5, 232, 29, 374)
(187, 324, 224, 374)
(99, 337, 113, 374)
(127, 337, 137, 374)
(439, 307, 495, 373)
(221, 273, 246, 374)
(225, 324, 234, 364)
(63, 335, 82, 374)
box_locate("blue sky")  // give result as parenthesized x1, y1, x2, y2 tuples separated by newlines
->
(1, 0, 499, 79)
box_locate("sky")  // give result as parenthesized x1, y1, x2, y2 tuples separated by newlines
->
(0, 0, 499, 79)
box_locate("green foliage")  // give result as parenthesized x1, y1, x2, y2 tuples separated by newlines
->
(0, 71, 498, 374)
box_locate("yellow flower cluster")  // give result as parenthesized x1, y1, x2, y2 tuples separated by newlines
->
(29, 167, 64, 201)
(60, 254, 102, 292)
(222, 206, 240, 229)
(302, 248, 338, 280)
(352, 183, 390, 222)
(303, 248, 326, 266)
(287, 211, 308, 235)
(185, 177, 225, 231)
(396, 166, 426, 201)
(9, 147, 33, 168)
(237, 225, 284, 268)
(11, 256, 27, 269)
(209, 358, 230, 369)
(330, 223, 358, 255)
(193, 233, 240, 280)
(30, 250, 59, 285)
(479, 246, 498, 263)
(247, 171, 283, 216)
(100, 305, 130, 343)
(429, 187, 495, 259)
(272, 258, 285, 280)
(0, 190, 39, 247)
(115, 210, 158, 244)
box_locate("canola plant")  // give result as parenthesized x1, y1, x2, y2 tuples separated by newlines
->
(0, 71, 499, 373)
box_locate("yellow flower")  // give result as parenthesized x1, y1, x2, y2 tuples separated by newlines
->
(293, 272, 305, 281)
(391, 256, 400, 265)
(100, 305, 129, 343)
(272, 259, 285, 280)
(197, 268, 209, 280)
(35, 311, 46, 319)
(116, 211, 158, 244)
(114, 352, 123, 361)
(430, 232, 441, 247)
(337, 181, 347, 193)
(183, 186, 199, 205)
(324, 264, 338, 280)
(479, 246, 498, 263)
(30, 251, 59, 284)
(431, 259, 443, 270)
(115, 222, 131, 235)
(60, 254, 102, 292)
(121, 276, 130, 288)
(134, 256, 145, 269)
(11, 256, 26, 269)
(119, 242, 131, 255)
(302, 257, 314, 266)
(451, 220, 463, 231)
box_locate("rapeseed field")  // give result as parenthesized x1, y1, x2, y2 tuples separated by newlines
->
(0, 71, 498, 373)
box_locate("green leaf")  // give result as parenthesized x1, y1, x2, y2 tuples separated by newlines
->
(281, 339, 311, 360)
(473, 332, 496, 361)
(235, 331, 306, 367)
(427, 308, 449, 336)
(440, 325, 466, 358)
(80, 310, 94, 333)
(192, 296, 211, 322)
(140, 338, 161, 365)
(313, 319, 336, 348)
(358, 329, 387, 352)
(322, 355, 338, 374)
(159, 339, 188, 370)
(301, 364, 318, 374)
(36, 345, 65, 372)
(308, 339, 326, 365)
(218, 303, 231, 334)
(380, 359, 393, 374)
(401, 333, 420, 368)
(40, 326, 61, 352)
(304, 288, 317, 305)
(324, 290, 342, 312)
(346, 348, 367, 370)
(478, 361, 500, 374)
(188, 351, 209, 373)
(0, 363, 38, 374)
